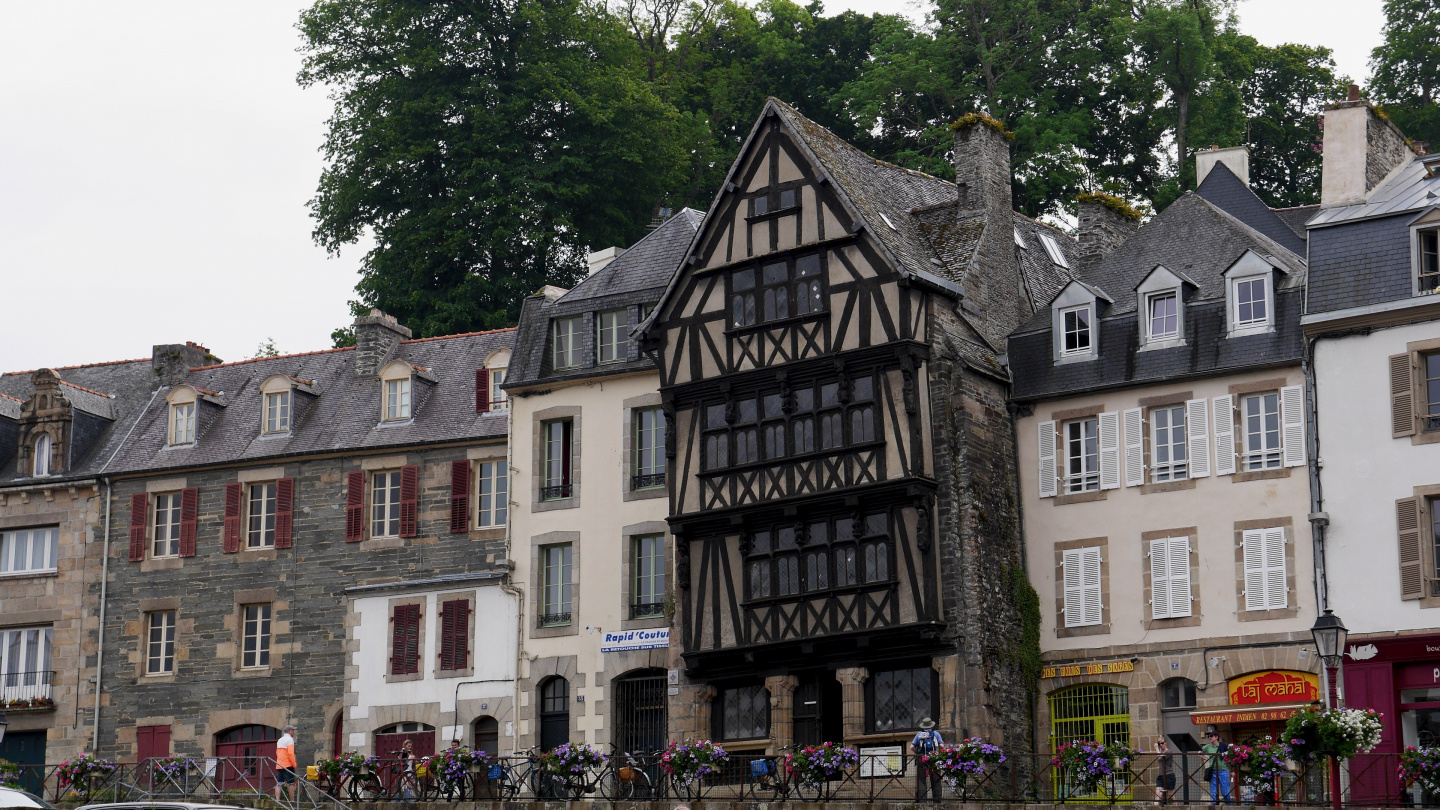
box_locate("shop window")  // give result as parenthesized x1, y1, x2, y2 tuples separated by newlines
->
(1048, 683, 1130, 751)
(868, 666, 936, 732)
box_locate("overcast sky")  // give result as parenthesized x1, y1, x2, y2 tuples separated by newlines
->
(0, 0, 1386, 372)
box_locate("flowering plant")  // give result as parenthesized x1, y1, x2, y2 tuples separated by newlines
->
(314, 757, 346, 783)
(1283, 707, 1384, 761)
(786, 742, 859, 788)
(425, 748, 485, 785)
(3, 696, 54, 709)
(926, 738, 1006, 788)
(56, 754, 117, 788)
(148, 756, 195, 781)
(1222, 738, 1289, 797)
(659, 739, 728, 786)
(334, 752, 379, 779)
(0, 759, 20, 789)
(1051, 740, 1138, 796)
(539, 743, 608, 778)
(1399, 747, 1440, 795)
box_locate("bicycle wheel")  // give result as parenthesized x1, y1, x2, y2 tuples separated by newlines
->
(793, 778, 824, 802)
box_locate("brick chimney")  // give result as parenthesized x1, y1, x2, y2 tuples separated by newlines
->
(1196, 145, 1250, 186)
(1076, 195, 1141, 272)
(354, 309, 412, 377)
(152, 342, 217, 386)
(1321, 85, 1415, 206)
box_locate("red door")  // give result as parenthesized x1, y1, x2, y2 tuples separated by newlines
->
(214, 725, 280, 792)
(137, 725, 171, 764)
(373, 730, 435, 792)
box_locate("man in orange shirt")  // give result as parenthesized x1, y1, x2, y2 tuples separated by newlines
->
(274, 724, 297, 801)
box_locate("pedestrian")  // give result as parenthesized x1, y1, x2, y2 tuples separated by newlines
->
(910, 717, 944, 802)
(1152, 737, 1176, 803)
(398, 739, 417, 800)
(1201, 728, 1230, 805)
(274, 724, 297, 802)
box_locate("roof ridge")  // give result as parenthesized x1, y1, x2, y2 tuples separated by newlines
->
(400, 326, 516, 344)
(190, 345, 356, 371)
(561, 213, 702, 303)
(60, 381, 115, 399)
(0, 392, 22, 402)
(3, 357, 150, 377)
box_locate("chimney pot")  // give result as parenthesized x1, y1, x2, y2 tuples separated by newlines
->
(353, 310, 412, 377)
(1347, 84, 1360, 102)
(1196, 145, 1250, 187)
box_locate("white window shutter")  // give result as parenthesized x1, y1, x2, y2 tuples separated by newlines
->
(1263, 527, 1288, 608)
(1098, 411, 1121, 490)
(1212, 395, 1236, 476)
(1081, 547, 1103, 625)
(1168, 538, 1192, 618)
(1062, 548, 1082, 626)
(1123, 408, 1145, 487)
(1038, 420, 1058, 499)
(1185, 398, 1210, 478)
(1149, 538, 1171, 619)
(1281, 385, 1306, 467)
(1243, 530, 1265, 611)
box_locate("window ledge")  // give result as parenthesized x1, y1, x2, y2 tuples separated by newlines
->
(359, 536, 404, 551)
(1056, 622, 1109, 638)
(377, 418, 415, 428)
(1055, 351, 1097, 366)
(699, 440, 886, 478)
(1052, 490, 1106, 505)
(0, 569, 59, 580)
(1236, 606, 1298, 622)
(1231, 467, 1290, 483)
(238, 547, 278, 561)
(1144, 615, 1202, 630)
(141, 557, 184, 573)
(232, 667, 275, 679)
(1142, 478, 1196, 495)
(724, 310, 828, 337)
(1138, 338, 1186, 353)
(742, 581, 894, 609)
(745, 204, 801, 223)
(137, 674, 176, 684)
(1228, 324, 1275, 338)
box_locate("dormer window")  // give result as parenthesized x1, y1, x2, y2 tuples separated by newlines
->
(553, 317, 580, 370)
(1147, 293, 1178, 340)
(171, 403, 195, 444)
(378, 361, 416, 422)
(265, 391, 290, 433)
(33, 434, 51, 477)
(1234, 278, 1268, 327)
(1060, 305, 1092, 356)
(597, 309, 628, 364)
(1417, 228, 1438, 294)
(1050, 280, 1109, 363)
(1223, 251, 1279, 337)
(1135, 265, 1191, 349)
(478, 350, 510, 413)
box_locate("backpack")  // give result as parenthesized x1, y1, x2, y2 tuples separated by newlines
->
(915, 731, 938, 754)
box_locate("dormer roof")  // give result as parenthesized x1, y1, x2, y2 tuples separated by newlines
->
(1135, 264, 1198, 291)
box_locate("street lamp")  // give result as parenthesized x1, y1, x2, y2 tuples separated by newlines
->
(1310, 609, 1348, 810)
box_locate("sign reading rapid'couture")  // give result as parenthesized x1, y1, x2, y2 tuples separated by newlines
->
(600, 628, 670, 653)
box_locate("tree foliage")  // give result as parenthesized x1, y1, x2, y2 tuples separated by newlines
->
(1369, 0, 1440, 151)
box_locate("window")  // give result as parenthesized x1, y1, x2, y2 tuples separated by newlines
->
(552, 317, 580, 369)
(1419, 229, 1439, 294)
(0, 627, 52, 697)
(170, 403, 196, 445)
(146, 611, 177, 675)
(1064, 418, 1099, 492)
(704, 404, 729, 469)
(733, 398, 759, 464)
(1426, 353, 1440, 430)
(371, 471, 402, 537)
(793, 254, 824, 316)
(241, 604, 271, 669)
(632, 535, 665, 618)
(153, 493, 182, 558)
(1049, 684, 1130, 752)
(384, 378, 412, 421)
(1233, 277, 1269, 329)
(1147, 292, 1179, 341)
(732, 255, 823, 328)
(1062, 547, 1103, 627)
(745, 514, 883, 600)
(1241, 393, 1282, 470)
(1431, 496, 1440, 596)
(869, 667, 935, 732)
(541, 420, 573, 499)
(1150, 406, 1188, 482)
(597, 309, 628, 364)
(390, 604, 420, 676)
(476, 461, 508, 528)
(732, 268, 757, 327)
(634, 408, 666, 489)
(1060, 305, 1092, 356)
(1161, 678, 1197, 711)
(489, 367, 508, 411)
(32, 434, 50, 477)
(540, 544, 572, 626)
(264, 391, 291, 434)
(1038, 232, 1070, 268)
(246, 483, 277, 549)
(1242, 527, 1287, 611)
(538, 677, 570, 751)
(717, 684, 769, 740)
(1149, 536, 1192, 619)
(0, 527, 58, 574)
(438, 599, 470, 671)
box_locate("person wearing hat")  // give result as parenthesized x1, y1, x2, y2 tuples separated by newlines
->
(1200, 727, 1230, 804)
(910, 718, 944, 801)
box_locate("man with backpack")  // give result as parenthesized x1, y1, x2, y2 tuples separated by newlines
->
(910, 717, 944, 801)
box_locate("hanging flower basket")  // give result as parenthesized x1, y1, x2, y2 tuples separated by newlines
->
(1223, 738, 1290, 804)
(927, 738, 1006, 794)
(786, 743, 859, 799)
(150, 756, 195, 782)
(538, 743, 607, 779)
(1399, 747, 1440, 796)
(335, 752, 378, 779)
(1051, 740, 1137, 799)
(659, 739, 728, 791)
(56, 754, 118, 801)
(1283, 707, 1383, 762)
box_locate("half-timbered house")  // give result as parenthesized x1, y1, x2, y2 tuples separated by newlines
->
(639, 100, 1077, 758)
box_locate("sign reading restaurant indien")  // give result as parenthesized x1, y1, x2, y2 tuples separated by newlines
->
(1190, 670, 1320, 726)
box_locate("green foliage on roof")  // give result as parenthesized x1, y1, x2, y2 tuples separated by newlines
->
(1076, 192, 1144, 223)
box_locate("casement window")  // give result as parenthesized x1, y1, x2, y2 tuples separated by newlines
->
(1416, 228, 1438, 295)
(1122, 401, 1208, 488)
(1390, 348, 1440, 437)
(0, 527, 58, 574)
(1234, 278, 1268, 327)
(384, 378, 412, 421)
(1212, 388, 1303, 474)
(1147, 292, 1179, 341)
(1240, 393, 1282, 470)
(1038, 232, 1070, 268)
(1150, 406, 1188, 481)
(1242, 527, 1287, 610)
(241, 604, 271, 669)
(390, 604, 421, 676)
(1040, 414, 1120, 498)
(750, 187, 799, 217)
(264, 391, 291, 434)
(247, 482, 277, 549)
(438, 599, 470, 672)
(539, 544, 573, 626)
(632, 535, 666, 618)
(541, 419, 574, 499)
(0, 627, 52, 691)
(489, 367, 508, 411)
(32, 434, 50, 477)
(552, 317, 581, 369)
(868, 666, 937, 732)
(597, 309, 628, 364)
(170, 403, 196, 446)
(703, 404, 729, 470)
(1426, 354, 1440, 430)
(633, 408, 666, 489)
(1064, 418, 1100, 492)
(372, 471, 403, 537)
(1062, 547, 1103, 627)
(1059, 305, 1092, 356)
(716, 684, 770, 741)
(706, 376, 872, 471)
(745, 513, 886, 601)
(1226, 264, 1275, 336)
(153, 492, 183, 558)
(732, 254, 824, 328)
(1149, 537, 1193, 619)
(476, 461, 507, 527)
(733, 399, 759, 464)
(146, 611, 177, 675)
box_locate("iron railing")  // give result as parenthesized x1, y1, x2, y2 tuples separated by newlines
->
(537, 611, 572, 627)
(632, 472, 666, 489)
(1, 669, 55, 708)
(6, 755, 347, 810)
(540, 484, 572, 500)
(629, 601, 665, 619)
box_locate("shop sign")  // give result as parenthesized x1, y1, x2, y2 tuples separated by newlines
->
(1396, 663, 1440, 689)
(858, 745, 906, 777)
(1041, 660, 1135, 679)
(600, 628, 669, 652)
(1343, 635, 1440, 663)
(1191, 705, 1305, 726)
(1228, 670, 1319, 706)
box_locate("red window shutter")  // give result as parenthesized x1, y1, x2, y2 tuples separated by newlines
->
(275, 477, 295, 549)
(438, 599, 468, 671)
(475, 369, 490, 413)
(439, 601, 456, 670)
(128, 492, 148, 562)
(223, 482, 243, 553)
(449, 460, 470, 534)
(391, 604, 420, 675)
(345, 470, 365, 542)
(399, 464, 419, 537)
(178, 487, 199, 557)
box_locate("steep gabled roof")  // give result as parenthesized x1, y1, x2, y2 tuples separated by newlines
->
(1196, 162, 1309, 256)
(1308, 154, 1440, 228)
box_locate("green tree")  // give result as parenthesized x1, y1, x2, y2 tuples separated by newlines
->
(1136, 0, 1223, 198)
(1244, 43, 1343, 207)
(1369, 0, 1440, 150)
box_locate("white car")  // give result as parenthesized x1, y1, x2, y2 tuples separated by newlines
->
(0, 786, 54, 810)
(77, 804, 240, 810)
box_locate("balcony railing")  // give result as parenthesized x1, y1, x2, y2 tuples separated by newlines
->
(2, 669, 55, 709)
(1425, 413, 1440, 432)
(540, 483, 573, 500)
(630, 601, 665, 619)
(538, 611, 572, 627)
(632, 472, 666, 490)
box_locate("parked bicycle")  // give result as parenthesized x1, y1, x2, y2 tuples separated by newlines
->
(747, 746, 821, 802)
(610, 749, 656, 800)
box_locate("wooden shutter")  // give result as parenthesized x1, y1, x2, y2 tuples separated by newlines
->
(1038, 420, 1058, 498)
(1186, 398, 1211, 478)
(178, 487, 199, 557)
(1262, 527, 1287, 609)
(1281, 385, 1306, 467)
(1391, 353, 1417, 438)
(1063, 548, 1102, 628)
(345, 470, 365, 542)
(1168, 537, 1192, 618)
(1244, 528, 1287, 611)
(449, 460, 471, 534)
(1150, 538, 1172, 619)
(223, 482, 242, 553)
(475, 369, 490, 413)
(399, 464, 419, 537)
(439, 599, 469, 671)
(1398, 497, 1424, 600)
(1212, 395, 1236, 476)
(1080, 547, 1103, 625)
(1122, 408, 1145, 487)
(128, 492, 148, 562)
(274, 477, 295, 549)
(1062, 548, 1083, 627)
(1098, 411, 1120, 490)
(391, 604, 420, 675)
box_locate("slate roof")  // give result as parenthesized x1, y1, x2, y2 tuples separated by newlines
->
(1013, 214, 1081, 312)
(1274, 205, 1319, 240)
(506, 211, 701, 389)
(100, 330, 514, 476)
(1195, 162, 1309, 256)
(1308, 154, 1440, 227)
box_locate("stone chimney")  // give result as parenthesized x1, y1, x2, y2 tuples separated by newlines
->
(152, 342, 217, 386)
(354, 309, 412, 377)
(953, 114, 1013, 218)
(1196, 145, 1250, 186)
(951, 113, 1025, 341)
(587, 247, 624, 276)
(1076, 195, 1141, 272)
(1321, 84, 1415, 207)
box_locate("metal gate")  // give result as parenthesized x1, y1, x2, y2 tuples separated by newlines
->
(614, 672, 667, 753)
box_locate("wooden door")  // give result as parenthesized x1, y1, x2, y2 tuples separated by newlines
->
(214, 725, 280, 793)
(137, 725, 171, 764)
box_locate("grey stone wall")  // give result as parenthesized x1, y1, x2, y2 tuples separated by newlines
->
(1076, 201, 1140, 272)
(952, 121, 1027, 348)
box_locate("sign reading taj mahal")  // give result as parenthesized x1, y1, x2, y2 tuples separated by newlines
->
(1228, 670, 1320, 706)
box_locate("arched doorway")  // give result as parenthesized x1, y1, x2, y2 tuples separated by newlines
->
(331, 713, 345, 759)
(375, 722, 436, 760)
(214, 724, 281, 792)
(472, 716, 499, 757)
(538, 677, 570, 751)
(613, 669, 667, 753)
